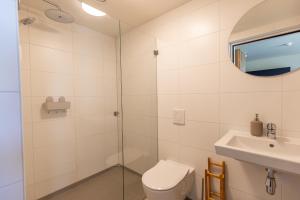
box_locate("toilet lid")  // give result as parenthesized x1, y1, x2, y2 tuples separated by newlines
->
(142, 160, 192, 191)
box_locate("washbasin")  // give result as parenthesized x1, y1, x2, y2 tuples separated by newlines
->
(215, 130, 300, 174)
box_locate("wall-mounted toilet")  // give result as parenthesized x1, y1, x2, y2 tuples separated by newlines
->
(142, 160, 195, 200)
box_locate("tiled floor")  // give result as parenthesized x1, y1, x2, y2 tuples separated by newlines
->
(40, 166, 145, 200)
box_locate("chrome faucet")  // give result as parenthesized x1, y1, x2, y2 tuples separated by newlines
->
(267, 123, 276, 139)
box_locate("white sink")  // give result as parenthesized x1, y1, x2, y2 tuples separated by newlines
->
(215, 130, 300, 174)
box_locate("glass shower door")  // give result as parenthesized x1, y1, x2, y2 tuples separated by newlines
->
(120, 26, 158, 200)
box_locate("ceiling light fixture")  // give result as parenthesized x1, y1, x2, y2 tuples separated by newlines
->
(81, 2, 106, 16)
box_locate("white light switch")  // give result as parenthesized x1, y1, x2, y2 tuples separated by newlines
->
(173, 109, 185, 125)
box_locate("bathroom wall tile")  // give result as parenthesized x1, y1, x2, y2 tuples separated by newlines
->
(33, 119, 75, 148)
(19, 43, 30, 70)
(282, 91, 300, 131)
(219, 0, 264, 30)
(30, 44, 74, 74)
(158, 118, 180, 143)
(282, 71, 300, 91)
(29, 21, 73, 52)
(182, 32, 219, 67)
(158, 140, 180, 161)
(178, 146, 207, 176)
(188, 174, 204, 200)
(31, 72, 74, 97)
(34, 141, 76, 183)
(0, 93, 23, 187)
(180, 2, 220, 40)
(76, 116, 105, 137)
(157, 69, 179, 94)
(75, 75, 103, 97)
(25, 184, 35, 200)
(34, 172, 77, 199)
(158, 94, 180, 118)
(0, 181, 23, 200)
(22, 97, 32, 123)
(220, 61, 282, 93)
(122, 95, 150, 116)
(20, 69, 31, 97)
(73, 32, 103, 57)
(219, 29, 231, 62)
(179, 121, 219, 151)
(77, 134, 107, 179)
(123, 53, 157, 95)
(75, 97, 104, 117)
(181, 94, 219, 122)
(20, 6, 120, 198)
(220, 92, 282, 127)
(157, 43, 181, 71)
(74, 54, 103, 76)
(180, 63, 219, 94)
(281, 173, 300, 200)
(225, 158, 281, 200)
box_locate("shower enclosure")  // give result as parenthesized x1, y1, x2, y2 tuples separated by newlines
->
(18, 1, 157, 200)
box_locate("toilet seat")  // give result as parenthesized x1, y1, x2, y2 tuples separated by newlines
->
(142, 160, 193, 191)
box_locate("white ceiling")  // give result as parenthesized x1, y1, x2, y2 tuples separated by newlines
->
(21, 0, 191, 36)
(233, 0, 300, 33)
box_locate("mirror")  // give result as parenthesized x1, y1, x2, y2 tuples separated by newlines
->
(229, 0, 300, 76)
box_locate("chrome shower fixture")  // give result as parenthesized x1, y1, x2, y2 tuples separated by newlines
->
(42, 0, 74, 23)
(20, 17, 36, 25)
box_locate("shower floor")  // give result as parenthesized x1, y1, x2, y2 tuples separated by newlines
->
(40, 166, 145, 200)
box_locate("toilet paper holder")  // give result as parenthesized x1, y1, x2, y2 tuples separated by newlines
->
(43, 96, 71, 113)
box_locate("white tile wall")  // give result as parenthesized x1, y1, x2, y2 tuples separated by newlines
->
(121, 28, 158, 174)
(0, 0, 24, 199)
(129, 0, 300, 199)
(19, 6, 118, 200)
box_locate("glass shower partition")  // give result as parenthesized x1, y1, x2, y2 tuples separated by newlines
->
(119, 24, 158, 200)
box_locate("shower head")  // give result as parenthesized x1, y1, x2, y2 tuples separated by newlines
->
(20, 17, 36, 25)
(45, 9, 74, 23)
(42, 0, 74, 24)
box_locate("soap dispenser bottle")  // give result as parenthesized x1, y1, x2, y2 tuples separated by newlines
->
(251, 114, 263, 137)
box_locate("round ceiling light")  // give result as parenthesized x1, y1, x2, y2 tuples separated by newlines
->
(81, 2, 106, 16)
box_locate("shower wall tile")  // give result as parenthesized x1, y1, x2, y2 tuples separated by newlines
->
(34, 141, 76, 183)
(77, 134, 107, 179)
(19, 43, 30, 70)
(29, 22, 73, 52)
(34, 172, 77, 199)
(30, 44, 74, 74)
(130, 0, 300, 199)
(20, 69, 31, 97)
(19, 7, 118, 199)
(31, 72, 74, 97)
(32, 119, 76, 148)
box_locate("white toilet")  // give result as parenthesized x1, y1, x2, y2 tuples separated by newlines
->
(142, 160, 195, 200)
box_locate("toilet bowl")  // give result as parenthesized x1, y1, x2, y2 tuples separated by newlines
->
(142, 160, 195, 200)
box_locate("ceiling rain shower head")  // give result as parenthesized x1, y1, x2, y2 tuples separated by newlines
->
(42, 0, 74, 24)
(45, 9, 74, 23)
